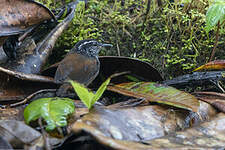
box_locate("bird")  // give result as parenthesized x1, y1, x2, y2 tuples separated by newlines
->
(54, 39, 112, 95)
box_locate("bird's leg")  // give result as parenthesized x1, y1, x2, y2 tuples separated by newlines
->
(56, 83, 75, 97)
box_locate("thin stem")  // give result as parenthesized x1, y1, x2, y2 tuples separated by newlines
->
(142, 0, 151, 30)
(38, 118, 51, 150)
(209, 21, 220, 62)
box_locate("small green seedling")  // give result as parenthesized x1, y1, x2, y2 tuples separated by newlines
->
(70, 72, 128, 109)
(69, 78, 111, 110)
(205, 0, 225, 61)
(24, 97, 75, 131)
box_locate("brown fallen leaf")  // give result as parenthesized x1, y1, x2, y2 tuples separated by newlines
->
(71, 112, 224, 150)
(0, 0, 55, 36)
(194, 91, 225, 113)
(72, 100, 217, 143)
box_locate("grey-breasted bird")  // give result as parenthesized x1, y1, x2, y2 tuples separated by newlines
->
(54, 39, 112, 95)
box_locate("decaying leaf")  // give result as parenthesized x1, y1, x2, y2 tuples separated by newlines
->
(0, 0, 55, 36)
(194, 91, 225, 113)
(74, 113, 225, 150)
(71, 100, 218, 149)
(162, 71, 225, 91)
(0, 136, 12, 150)
(0, 120, 43, 149)
(193, 60, 225, 71)
(0, 66, 55, 102)
(2, 1, 80, 74)
(0, 1, 84, 102)
(108, 82, 200, 112)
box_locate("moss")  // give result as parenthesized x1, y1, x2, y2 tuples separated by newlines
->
(39, 0, 225, 79)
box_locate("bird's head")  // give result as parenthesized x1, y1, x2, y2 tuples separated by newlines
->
(71, 39, 112, 57)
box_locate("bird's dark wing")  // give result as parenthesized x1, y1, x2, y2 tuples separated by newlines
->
(54, 53, 99, 85)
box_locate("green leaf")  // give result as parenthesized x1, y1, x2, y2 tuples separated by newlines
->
(69, 81, 95, 109)
(205, 2, 225, 32)
(24, 97, 75, 131)
(107, 82, 200, 112)
(91, 77, 111, 107)
(70, 72, 128, 109)
(70, 78, 110, 109)
(180, 0, 192, 4)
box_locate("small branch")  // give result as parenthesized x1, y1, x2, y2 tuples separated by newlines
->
(9, 89, 57, 107)
(209, 21, 220, 62)
(116, 41, 121, 56)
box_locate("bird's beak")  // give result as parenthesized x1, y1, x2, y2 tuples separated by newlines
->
(101, 43, 113, 48)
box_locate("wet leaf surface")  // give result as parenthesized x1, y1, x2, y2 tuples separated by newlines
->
(0, 136, 12, 150)
(92, 56, 163, 85)
(162, 71, 225, 90)
(193, 60, 225, 71)
(0, 120, 43, 149)
(0, 0, 55, 36)
(84, 113, 225, 150)
(72, 100, 217, 142)
(0, 1, 224, 149)
(108, 82, 200, 112)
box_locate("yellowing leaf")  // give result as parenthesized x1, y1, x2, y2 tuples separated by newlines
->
(193, 60, 225, 71)
(107, 82, 200, 112)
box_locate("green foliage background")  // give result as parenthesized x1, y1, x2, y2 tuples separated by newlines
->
(42, 0, 225, 79)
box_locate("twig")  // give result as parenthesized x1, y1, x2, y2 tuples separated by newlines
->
(9, 89, 57, 107)
(209, 21, 220, 62)
(38, 118, 51, 150)
(116, 41, 121, 56)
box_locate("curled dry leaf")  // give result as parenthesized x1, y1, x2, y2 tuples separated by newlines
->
(193, 60, 225, 71)
(194, 91, 225, 113)
(1, 1, 80, 74)
(93, 56, 163, 84)
(0, 0, 55, 37)
(0, 1, 84, 103)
